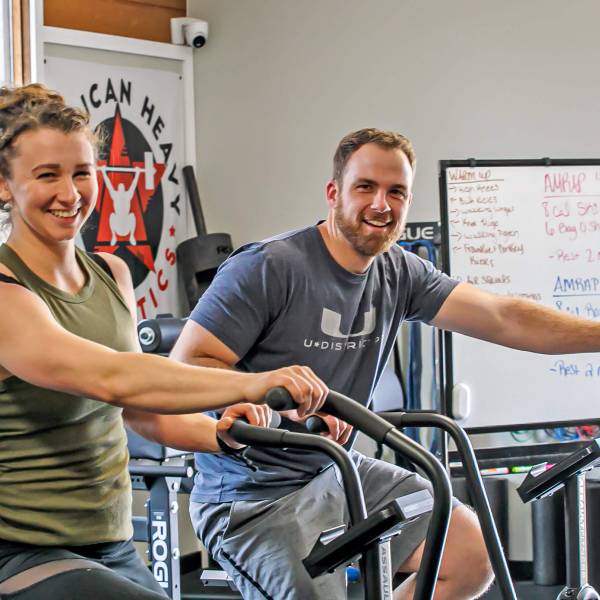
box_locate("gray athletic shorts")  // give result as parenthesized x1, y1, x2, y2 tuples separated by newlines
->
(190, 451, 461, 600)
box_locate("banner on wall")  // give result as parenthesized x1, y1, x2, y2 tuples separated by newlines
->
(44, 57, 196, 319)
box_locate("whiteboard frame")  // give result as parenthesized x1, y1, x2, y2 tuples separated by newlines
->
(439, 158, 600, 434)
(30, 0, 196, 167)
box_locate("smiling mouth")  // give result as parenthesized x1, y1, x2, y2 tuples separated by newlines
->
(49, 208, 80, 219)
(363, 218, 392, 228)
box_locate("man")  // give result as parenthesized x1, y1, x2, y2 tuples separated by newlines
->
(171, 129, 600, 600)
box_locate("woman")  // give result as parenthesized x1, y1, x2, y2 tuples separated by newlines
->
(0, 84, 327, 599)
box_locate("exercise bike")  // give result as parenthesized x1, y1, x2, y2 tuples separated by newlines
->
(518, 438, 600, 600)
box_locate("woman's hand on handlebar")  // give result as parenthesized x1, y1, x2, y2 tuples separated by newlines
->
(216, 403, 273, 450)
(243, 366, 328, 418)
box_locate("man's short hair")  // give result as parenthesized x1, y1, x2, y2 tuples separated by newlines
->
(332, 128, 416, 185)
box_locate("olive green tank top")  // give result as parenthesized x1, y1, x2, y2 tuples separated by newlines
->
(0, 244, 138, 546)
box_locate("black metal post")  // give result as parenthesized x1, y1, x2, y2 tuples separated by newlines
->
(129, 462, 192, 600)
(142, 475, 182, 600)
(566, 473, 585, 589)
(364, 539, 394, 600)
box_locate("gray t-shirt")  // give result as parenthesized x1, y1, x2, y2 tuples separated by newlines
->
(190, 224, 458, 502)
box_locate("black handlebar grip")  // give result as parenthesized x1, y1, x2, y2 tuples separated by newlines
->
(228, 420, 286, 446)
(305, 415, 328, 433)
(264, 387, 297, 411)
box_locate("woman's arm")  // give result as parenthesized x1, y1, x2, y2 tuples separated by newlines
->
(0, 281, 326, 415)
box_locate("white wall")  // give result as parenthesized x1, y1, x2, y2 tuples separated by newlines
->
(188, 0, 600, 247)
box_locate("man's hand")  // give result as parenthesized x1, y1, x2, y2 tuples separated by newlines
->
(284, 410, 353, 446)
(242, 365, 328, 418)
(216, 402, 273, 450)
(316, 413, 353, 445)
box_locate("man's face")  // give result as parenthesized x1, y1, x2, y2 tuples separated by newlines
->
(328, 143, 413, 257)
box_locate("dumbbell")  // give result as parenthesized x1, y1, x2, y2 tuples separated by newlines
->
(98, 152, 156, 190)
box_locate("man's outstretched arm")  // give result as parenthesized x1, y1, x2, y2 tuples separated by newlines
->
(431, 282, 600, 354)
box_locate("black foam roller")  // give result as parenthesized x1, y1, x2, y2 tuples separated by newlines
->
(484, 477, 509, 554)
(137, 317, 186, 354)
(532, 489, 565, 586)
(451, 476, 509, 554)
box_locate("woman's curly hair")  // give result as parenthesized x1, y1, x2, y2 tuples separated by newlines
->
(0, 83, 101, 180)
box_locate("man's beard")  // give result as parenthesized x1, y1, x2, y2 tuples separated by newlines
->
(334, 203, 403, 257)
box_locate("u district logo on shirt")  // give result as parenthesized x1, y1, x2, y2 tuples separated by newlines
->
(79, 78, 185, 318)
(303, 307, 381, 351)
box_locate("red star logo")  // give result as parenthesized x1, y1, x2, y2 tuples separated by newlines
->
(94, 106, 165, 272)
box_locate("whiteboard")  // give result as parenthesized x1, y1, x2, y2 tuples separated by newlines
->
(440, 160, 600, 430)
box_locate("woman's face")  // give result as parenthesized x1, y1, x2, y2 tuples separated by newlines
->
(0, 127, 97, 245)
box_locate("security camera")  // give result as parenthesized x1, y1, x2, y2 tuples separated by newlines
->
(170, 17, 209, 48)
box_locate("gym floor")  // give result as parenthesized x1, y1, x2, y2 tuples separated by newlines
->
(349, 580, 564, 600)
(180, 573, 564, 599)
(482, 582, 563, 599)
(350, 580, 564, 599)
